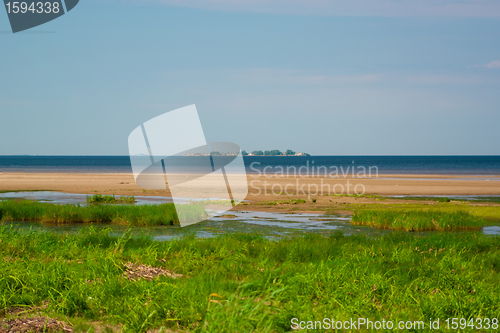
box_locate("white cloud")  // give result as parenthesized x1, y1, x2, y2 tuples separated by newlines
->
(141, 0, 500, 17)
(485, 60, 500, 69)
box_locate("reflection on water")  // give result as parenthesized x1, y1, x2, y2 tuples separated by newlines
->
(2, 212, 392, 240)
(0, 191, 177, 205)
(484, 226, 500, 235)
(1, 192, 499, 239)
(4, 209, 499, 241)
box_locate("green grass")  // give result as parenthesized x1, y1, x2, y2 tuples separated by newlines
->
(87, 194, 136, 204)
(328, 201, 500, 221)
(328, 201, 493, 231)
(0, 227, 499, 332)
(0, 200, 206, 226)
(257, 199, 307, 205)
(352, 209, 483, 231)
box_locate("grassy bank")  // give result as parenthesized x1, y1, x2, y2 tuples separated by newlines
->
(87, 194, 136, 204)
(327, 200, 500, 224)
(352, 209, 483, 231)
(0, 201, 206, 226)
(0, 227, 499, 332)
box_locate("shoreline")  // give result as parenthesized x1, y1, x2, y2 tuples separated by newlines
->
(1, 172, 500, 215)
(1, 171, 499, 192)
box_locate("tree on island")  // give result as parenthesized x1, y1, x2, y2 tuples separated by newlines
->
(252, 150, 264, 156)
(286, 149, 295, 156)
(241, 150, 248, 156)
(264, 150, 282, 156)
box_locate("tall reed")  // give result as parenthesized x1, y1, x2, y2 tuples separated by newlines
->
(352, 209, 483, 231)
(0, 200, 206, 226)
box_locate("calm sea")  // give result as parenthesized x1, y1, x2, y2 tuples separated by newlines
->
(1, 156, 500, 176)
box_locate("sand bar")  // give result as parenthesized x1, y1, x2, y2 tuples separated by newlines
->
(1, 172, 499, 198)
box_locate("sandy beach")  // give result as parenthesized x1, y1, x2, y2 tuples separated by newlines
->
(1, 172, 499, 206)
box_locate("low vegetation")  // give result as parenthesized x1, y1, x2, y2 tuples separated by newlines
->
(352, 209, 483, 231)
(0, 200, 206, 226)
(327, 201, 500, 224)
(257, 198, 307, 205)
(87, 194, 136, 204)
(0, 227, 499, 332)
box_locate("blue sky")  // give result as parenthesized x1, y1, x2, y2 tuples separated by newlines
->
(1, 0, 499, 155)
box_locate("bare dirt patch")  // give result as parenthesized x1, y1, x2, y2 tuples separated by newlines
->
(0, 317, 73, 333)
(123, 262, 183, 281)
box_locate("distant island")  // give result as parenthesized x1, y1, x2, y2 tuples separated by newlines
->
(183, 150, 309, 157)
(242, 150, 310, 156)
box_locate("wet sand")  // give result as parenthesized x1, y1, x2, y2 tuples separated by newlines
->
(1, 172, 499, 207)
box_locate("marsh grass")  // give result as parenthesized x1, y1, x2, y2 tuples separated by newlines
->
(0, 201, 206, 226)
(258, 199, 306, 205)
(87, 194, 136, 204)
(0, 227, 499, 332)
(327, 201, 500, 222)
(352, 209, 483, 231)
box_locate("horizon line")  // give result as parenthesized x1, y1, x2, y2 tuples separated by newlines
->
(1, 154, 500, 157)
